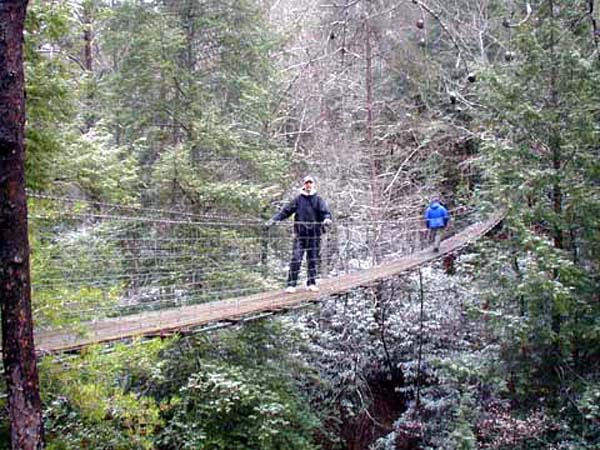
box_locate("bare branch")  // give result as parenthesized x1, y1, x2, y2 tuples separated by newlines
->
(409, 0, 469, 71)
(502, 2, 533, 28)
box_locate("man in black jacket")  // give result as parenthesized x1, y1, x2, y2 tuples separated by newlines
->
(266, 175, 333, 293)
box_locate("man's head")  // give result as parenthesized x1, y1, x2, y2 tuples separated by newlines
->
(303, 175, 315, 193)
(430, 195, 440, 204)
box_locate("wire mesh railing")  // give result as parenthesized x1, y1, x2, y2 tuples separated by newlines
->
(28, 193, 477, 331)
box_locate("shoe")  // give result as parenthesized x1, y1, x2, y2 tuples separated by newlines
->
(307, 285, 319, 292)
(284, 286, 296, 294)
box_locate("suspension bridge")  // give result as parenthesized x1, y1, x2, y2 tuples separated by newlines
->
(26, 194, 505, 354)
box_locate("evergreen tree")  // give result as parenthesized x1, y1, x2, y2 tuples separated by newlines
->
(478, 0, 600, 444)
(24, 0, 74, 190)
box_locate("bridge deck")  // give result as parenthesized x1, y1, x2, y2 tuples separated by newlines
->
(34, 211, 505, 354)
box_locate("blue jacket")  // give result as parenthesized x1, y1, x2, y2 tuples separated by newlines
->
(272, 189, 332, 237)
(425, 202, 450, 229)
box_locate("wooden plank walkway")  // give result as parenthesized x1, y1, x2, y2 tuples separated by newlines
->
(34, 210, 505, 354)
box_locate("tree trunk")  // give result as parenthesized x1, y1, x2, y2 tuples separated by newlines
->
(364, 3, 382, 264)
(82, 1, 95, 131)
(365, 5, 377, 214)
(83, 20, 93, 71)
(0, 1, 45, 449)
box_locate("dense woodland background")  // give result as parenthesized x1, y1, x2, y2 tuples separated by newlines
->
(1, 0, 599, 448)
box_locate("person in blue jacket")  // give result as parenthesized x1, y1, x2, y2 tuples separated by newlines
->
(425, 196, 450, 252)
(266, 175, 332, 293)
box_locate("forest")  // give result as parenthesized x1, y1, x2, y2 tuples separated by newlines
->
(0, 0, 598, 449)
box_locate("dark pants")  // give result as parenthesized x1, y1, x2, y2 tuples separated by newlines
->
(287, 235, 320, 287)
(428, 227, 445, 250)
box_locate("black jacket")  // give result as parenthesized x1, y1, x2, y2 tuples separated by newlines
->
(272, 190, 332, 237)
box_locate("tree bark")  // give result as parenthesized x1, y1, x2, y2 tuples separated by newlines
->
(0, 1, 45, 449)
(82, 1, 95, 131)
(365, 5, 377, 214)
(364, 2, 383, 264)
